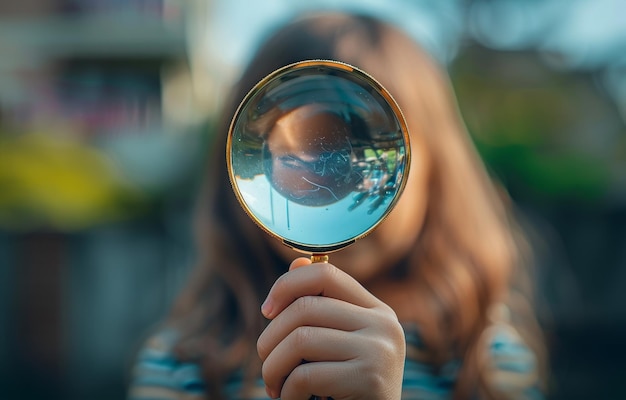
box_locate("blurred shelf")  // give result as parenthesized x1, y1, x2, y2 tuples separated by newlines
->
(0, 13, 187, 60)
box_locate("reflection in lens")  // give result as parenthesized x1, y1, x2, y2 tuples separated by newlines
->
(262, 104, 359, 206)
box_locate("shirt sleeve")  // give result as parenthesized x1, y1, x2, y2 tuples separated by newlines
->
(402, 319, 544, 400)
(127, 329, 207, 400)
(486, 322, 544, 400)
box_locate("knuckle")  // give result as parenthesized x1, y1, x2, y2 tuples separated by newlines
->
(363, 316, 405, 358)
(382, 322, 406, 354)
(293, 295, 317, 316)
(376, 306, 405, 339)
(292, 325, 314, 348)
(377, 301, 398, 321)
(365, 372, 387, 396)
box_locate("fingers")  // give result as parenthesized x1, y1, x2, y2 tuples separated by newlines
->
(278, 361, 364, 400)
(259, 258, 404, 399)
(261, 262, 382, 319)
(261, 326, 356, 398)
(258, 295, 368, 360)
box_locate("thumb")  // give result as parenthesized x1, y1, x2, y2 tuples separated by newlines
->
(289, 257, 312, 271)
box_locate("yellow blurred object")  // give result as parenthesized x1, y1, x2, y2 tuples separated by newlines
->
(0, 132, 145, 231)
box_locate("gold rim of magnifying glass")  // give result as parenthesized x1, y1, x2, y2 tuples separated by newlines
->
(226, 59, 411, 256)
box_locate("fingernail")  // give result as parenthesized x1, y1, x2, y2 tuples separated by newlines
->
(265, 385, 277, 399)
(261, 298, 273, 318)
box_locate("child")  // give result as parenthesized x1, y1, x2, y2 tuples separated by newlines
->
(129, 12, 545, 400)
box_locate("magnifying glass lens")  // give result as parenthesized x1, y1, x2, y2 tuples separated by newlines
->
(227, 60, 410, 256)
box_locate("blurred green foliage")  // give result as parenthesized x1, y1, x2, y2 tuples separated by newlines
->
(0, 132, 146, 231)
(450, 46, 622, 205)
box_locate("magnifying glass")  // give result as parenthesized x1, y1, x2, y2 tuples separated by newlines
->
(227, 59, 410, 264)
(227, 60, 410, 399)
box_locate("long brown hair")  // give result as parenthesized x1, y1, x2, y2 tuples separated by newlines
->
(168, 12, 544, 399)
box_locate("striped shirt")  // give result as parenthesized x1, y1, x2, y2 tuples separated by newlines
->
(128, 323, 542, 399)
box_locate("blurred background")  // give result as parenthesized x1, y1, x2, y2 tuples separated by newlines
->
(0, 0, 624, 399)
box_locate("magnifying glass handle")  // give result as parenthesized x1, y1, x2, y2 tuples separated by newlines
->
(309, 254, 329, 400)
(310, 254, 329, 263)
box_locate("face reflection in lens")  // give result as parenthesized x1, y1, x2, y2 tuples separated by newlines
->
(263, 104, 361, 207)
